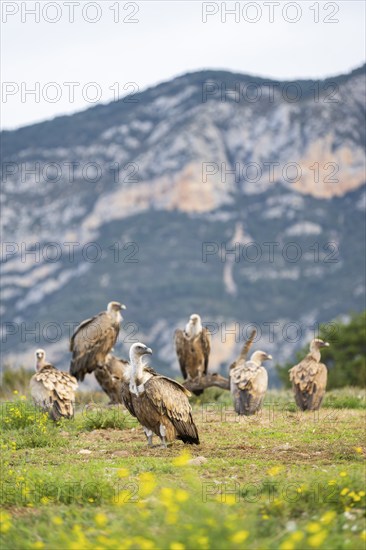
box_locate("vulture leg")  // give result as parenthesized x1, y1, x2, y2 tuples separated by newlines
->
(143, 427, 154, 447)
(159, 424, 168, 448)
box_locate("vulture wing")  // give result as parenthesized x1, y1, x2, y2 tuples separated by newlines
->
(120, 381, 136, 417)
(30, 365, 78, 420)
(174, 329, 189, 379)
(290, 356, 327, 410)
(230, 361, 268, 415)
(95, 355, 129, 404)
(144, 376, 199, 444)
(231, 361, 262, 390)
(200, 328, 211, 376)
(289, 354, 320, 390)
(70, 312, 120, 381)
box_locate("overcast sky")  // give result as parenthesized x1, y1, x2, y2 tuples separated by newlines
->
(1, 1, 365, 129)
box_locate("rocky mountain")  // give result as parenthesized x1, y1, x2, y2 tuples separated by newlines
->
(1, 65, 365, 385)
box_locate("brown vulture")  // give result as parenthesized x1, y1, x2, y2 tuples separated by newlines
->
(94, 354, 129, 404)
(30, 349, 78, 420)
(230, 350, 272, 415)
(69, 301, 126, 383)
(289, 338, 329, 411)
(174, 313, 211, 395)
(120, 342, 200, 447)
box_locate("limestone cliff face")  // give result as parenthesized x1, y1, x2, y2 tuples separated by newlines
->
(1, 65, 365, 377)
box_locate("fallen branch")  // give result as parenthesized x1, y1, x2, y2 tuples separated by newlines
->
(183, 373, 230, 392)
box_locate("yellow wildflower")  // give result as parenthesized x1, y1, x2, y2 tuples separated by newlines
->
(307, 530, 328, 548)
(175, 489, 189, 503)
(220, 493, 237, 505)
(160, 487, 174, 504)
(170, 544, 185, 550)
(290, 531, 304, 542)
(340, 488, 349, 496)
(172, 451, 191, 467)
(320, 511, 336, 525)
(306, 522, 321, 533)
(267, 466, 283, 476)
(230, 530, 249, 544)
(52, 516, 63, 526)
(117, 468, 129, 478)
(94, 513, 108, 527)
(0, 510, 11, 534)
(139, 472, 156, 497)
(115, 489, 134, 506)
(339, 471, 347, 477)
(279, 540, 294, 550)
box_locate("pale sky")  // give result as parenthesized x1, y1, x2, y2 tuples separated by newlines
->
(1, 0, 365, 129)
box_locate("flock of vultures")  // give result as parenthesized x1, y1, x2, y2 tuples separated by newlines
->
(30, 301, 330, 447)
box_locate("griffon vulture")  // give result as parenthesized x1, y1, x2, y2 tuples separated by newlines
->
(289, 338, 329, 411)
(70, 301, 126, 382)
(95, 354, 129, 404)
(30, 349, 78, 420)
(174, 313, 211, 395)
(230, 350, 272, 415)
(120, 342, 200, 447)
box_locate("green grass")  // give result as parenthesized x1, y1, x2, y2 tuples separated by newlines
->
(0, 389, 365, 549)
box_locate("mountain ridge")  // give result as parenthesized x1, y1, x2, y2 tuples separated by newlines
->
(1, 63, 365, 384)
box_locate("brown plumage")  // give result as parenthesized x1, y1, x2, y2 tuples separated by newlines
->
(289, 338, 329, 411)
(174, 313, 211, 395)
(230, 349, 272, 415)
(95, 354, 129, 404)
(121, 343, 200, 446)
(70, 301, 126, 382)
(30, 349, 78, 420)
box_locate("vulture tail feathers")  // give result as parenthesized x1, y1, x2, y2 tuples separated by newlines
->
(238, 390, 264, 416)
(171, 415, 200, 445)
(50, 398, 74, 421)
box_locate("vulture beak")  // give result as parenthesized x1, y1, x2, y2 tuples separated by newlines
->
(323, 342, 330, 347)
(267, 354, 273, 360)
(120, 304, 127, 310)
(145, 348, 153, 355)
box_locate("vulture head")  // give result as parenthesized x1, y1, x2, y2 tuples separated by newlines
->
(129, 342, 153, 363)
(35, 348, 46, 370)
(250, 350, 272, 366)
(186, 313, 203, 336)
(107, 301, 127, 321)
(129, 343, 153, 395)
(107, 301, 126, 312)
(310, 338, 330, 352)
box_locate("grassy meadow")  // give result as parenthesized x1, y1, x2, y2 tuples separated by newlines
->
(0, 388, 365, 550)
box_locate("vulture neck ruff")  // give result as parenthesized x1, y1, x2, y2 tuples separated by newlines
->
(108, 309, 122, 324)
(185, 319, 202, 338)
(36, 357, 46, 371)
(309, 349, 321, 362)
(129, 352, 145, 395)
